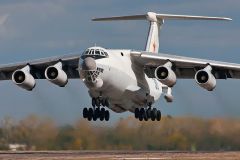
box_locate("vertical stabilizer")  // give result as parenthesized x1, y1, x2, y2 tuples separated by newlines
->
(145, 12, 163, 53)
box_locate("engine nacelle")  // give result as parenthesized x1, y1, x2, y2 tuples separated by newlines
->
(12, 66, 36, 91)
(155, 62, 176, 87)
(45, 62, 68, 87)
(195, 65, 216, 91)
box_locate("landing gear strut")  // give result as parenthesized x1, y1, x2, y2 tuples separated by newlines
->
(134, 107, 161, 121)
(83, 97, 110, 121)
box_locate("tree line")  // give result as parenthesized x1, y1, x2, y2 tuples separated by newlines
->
(0, 115, 239, 151)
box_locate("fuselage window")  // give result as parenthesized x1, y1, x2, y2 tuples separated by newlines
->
(121, 52, 124, 56)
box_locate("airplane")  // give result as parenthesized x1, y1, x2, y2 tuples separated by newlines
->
(1, 12, 238, 122)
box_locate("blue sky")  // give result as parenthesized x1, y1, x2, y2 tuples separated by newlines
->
(0, 0, 239, 124)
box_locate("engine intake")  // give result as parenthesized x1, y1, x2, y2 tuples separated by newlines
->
(45, 62, 68, 87)
(155, 62, 176, 87)
(195, 65, 216, 91)
(12, 66, 36, 91)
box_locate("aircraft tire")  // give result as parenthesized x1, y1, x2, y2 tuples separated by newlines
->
(95, 107, 100, 118)
(92, 98, 96, 107)
(100, 108, 105, 121)
(134, 108, 139, 118)
(88, 108, 94, 121)
(140, 108, 145, 116)
(151, 108, 157, 121)
(93, 112, 97, 121)
(156, 110, 161, 121)
(143, 110, 148, 121)
(146, 108, 151, 118)
(83, 108, 88, 118)
(104, 110, 110, 121)
(96, 98, 101, 107)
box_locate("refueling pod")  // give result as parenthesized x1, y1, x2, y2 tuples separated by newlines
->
(195, 65, 216, 91)
(155, 61, 176, 87)
(12, 65, 36, 91)
(45, 62, 68, 87)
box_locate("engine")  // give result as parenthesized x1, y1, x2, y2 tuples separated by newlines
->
(45, 62, 68, 87)
(12, 66, 36, 91)
(154, 62, 176, 87)
(195, 65, 216, 91)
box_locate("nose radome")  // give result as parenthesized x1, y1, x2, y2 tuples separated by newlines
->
(82, 57, 96, 70)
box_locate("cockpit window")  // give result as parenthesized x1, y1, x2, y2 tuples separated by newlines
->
(95, 50, 100, 55)
(81, 47, 109, 59)
(90, 49, 94, 55)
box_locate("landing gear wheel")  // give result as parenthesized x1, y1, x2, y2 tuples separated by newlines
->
(95, 107, 100, 118)
(134, 108, 140, 118)
(151, 108, 157, 121)
(104, 110, 110, 121)
(83, 108, 88, 118)
(139, 108, 145, 121)
(156, 110, 161, 121)
(101, 99, 106, 107)
(100, 108, 105, 121)
(92, 112, 97, 121)
(143, 112, 148, 121)
(92, 98, 96, 107)
(96, 98, 101, 107)
(146, 108, 151, 119)
(140, 108, 145, 116)
(87, 108, 94, 121)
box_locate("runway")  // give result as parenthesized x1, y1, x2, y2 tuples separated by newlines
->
(0, 151, 239, 160)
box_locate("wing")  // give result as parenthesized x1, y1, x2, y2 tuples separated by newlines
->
(131, 51, 240, 79)
(0, 54, 81, 80)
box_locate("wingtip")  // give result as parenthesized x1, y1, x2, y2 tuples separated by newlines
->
(220, 17, 232, 21)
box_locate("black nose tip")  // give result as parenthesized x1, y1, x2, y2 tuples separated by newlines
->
(82, 57, 96, 70)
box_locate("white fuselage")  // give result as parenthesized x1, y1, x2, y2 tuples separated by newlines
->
(85, 49, 162, 113)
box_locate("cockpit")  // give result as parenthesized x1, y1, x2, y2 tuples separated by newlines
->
(81, 46, 109, 59)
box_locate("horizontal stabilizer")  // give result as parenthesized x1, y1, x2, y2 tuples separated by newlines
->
(92, 15, 146, 21)
(93, 12, 232, 54)
(156, 14, 232, 21)
(92, 12, 232, 21)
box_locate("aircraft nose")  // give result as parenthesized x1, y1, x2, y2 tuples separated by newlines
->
(82, 57, 96, 70)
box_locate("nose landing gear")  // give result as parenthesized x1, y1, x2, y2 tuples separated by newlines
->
(83, 97, 110, 121)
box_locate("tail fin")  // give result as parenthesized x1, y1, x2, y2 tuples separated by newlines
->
(93, 12, 232, 53)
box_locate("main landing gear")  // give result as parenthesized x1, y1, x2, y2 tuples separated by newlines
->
(83, 97, 110, 121)
(134, 107, 161, 121)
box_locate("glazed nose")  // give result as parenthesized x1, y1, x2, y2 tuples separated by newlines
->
(82, 57, 96, 70)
